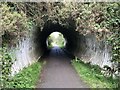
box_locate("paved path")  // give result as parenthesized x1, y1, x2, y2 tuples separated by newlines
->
(36, 47, 89, 88)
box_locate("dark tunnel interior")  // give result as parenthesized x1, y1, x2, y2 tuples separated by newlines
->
(33, 20, 81, 58)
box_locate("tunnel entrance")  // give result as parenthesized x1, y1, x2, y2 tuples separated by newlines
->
(34, 20, 79, 59)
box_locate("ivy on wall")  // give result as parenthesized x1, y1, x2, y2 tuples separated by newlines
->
(105, 3, 120, 64)
(0, 3, 34, 88)
(0, 2, 120, 88)
(0, 47, 13, 88)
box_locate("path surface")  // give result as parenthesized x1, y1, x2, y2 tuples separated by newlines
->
(36, 47, 89, 88)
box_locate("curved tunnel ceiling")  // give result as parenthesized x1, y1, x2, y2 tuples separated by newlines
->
(33, 20, 80, 57)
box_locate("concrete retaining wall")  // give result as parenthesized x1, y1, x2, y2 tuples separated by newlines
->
(10, 33, 112, 76)
(10, 37, 39, 76)
(75, 34, 112, 67)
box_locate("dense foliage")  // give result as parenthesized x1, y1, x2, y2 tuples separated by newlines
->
(0, 3, 34, 88)
(0, 47, 13, 88)
(105, 4, 120, 63)
(0, 2, 120, 88)
(0, 3, 32, 46)
(2, 62, 42, 88)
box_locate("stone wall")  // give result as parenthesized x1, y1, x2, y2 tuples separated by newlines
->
(75, 34, 112, 68)
(10, 37, 39, 76)
(9, 33, 112, 76)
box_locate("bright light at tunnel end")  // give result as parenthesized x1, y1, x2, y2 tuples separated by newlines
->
(52, 32, 60, 38)
(46, 31, 66, 48)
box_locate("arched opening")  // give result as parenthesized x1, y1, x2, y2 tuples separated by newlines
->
(33, 21, 79, 58)
(46, 32, 66, 48)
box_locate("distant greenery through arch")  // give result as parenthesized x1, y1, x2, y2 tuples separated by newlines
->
(47, 32, 66, 48)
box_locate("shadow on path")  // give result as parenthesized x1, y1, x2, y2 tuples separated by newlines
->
(36, 46, 89, 88)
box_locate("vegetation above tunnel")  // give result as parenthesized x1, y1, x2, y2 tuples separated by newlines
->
(0, 2, 120, 88)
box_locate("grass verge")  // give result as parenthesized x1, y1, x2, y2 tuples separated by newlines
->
(72, 58, 118, 89)
(5, 61, 44, 88)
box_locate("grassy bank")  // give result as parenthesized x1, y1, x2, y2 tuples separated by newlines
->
(72, 58, 118, 89)
(5, 61, 44, 88)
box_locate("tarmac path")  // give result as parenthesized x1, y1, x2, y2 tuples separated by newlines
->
(36, 46, 89, 88)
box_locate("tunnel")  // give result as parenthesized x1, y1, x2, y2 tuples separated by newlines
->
(33, 20, 80, 58)
(9, 17, 112, 77)
(4, 2, 114, 77)
(30, 18, 111, 68)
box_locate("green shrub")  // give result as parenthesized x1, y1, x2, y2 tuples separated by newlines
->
(0, 3, 32, 45)
(2, 61, 43, 88)
(0, 47, 13, 88)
